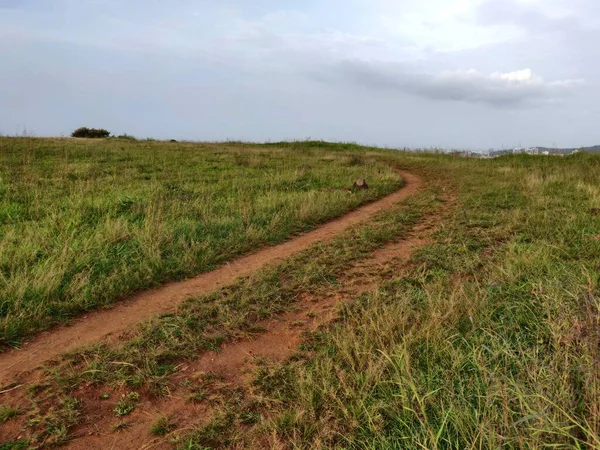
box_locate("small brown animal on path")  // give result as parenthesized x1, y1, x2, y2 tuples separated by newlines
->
(353, 178, 369, 190)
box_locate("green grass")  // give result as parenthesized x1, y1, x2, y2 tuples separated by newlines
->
(113, 392, 140, 417)
(0, 405, 21, 423)
(0, 441, 29, 450)
(21, 396, 82, 447)
(158, 151, 600, 449)
(218, 151, 600, 449)
(150, 416, 175, 436)
(0, 137, 401, 345)
(3, 140, 600, 449)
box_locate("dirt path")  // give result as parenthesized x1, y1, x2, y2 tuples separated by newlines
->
(63, 189, 453, 450)
(0, 170, 422, 385)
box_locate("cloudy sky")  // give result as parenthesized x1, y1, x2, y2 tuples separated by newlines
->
(1, 0, 598, 149)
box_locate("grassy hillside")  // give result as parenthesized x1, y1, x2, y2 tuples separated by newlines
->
(245, 151, 600, 449)
(0, 138, 401, 345)
(1, 142, 599, 449)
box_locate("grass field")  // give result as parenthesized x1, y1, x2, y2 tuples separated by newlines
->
(244, 152, 600, 450)
(1, 140, 600, 449)
(0, 138, 400, 345)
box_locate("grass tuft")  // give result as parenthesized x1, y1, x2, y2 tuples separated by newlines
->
(114, 392, 140, 417)
(150, 416, 175, 436)
(0, 405, 21, 422)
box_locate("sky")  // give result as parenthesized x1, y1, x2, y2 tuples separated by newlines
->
(1, 0, 599, 149)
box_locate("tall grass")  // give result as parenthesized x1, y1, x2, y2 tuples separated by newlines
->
(0, 138, 400, 345)
(215, 152, 600, 449)
(3, 141, 599, 449)
(162, 154, 600, 449)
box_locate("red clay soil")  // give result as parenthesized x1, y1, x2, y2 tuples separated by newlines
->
(0, 170, 423, 386)
(62, 193, 451, 450)
(62, 293, 348, 450)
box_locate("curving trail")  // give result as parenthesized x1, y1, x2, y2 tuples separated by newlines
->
(0, 170, 422, 385)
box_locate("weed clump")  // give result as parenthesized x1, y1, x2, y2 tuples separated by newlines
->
(150, 416, 175, 436)
(114, 392, 140, 417)
(0, 405, 21, 422)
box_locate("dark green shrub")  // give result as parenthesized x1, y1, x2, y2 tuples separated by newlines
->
(71, 127, 110, 138)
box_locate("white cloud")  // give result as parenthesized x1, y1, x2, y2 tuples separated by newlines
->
(491, 68, 535, 81)
(326, 61, 583, 107)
